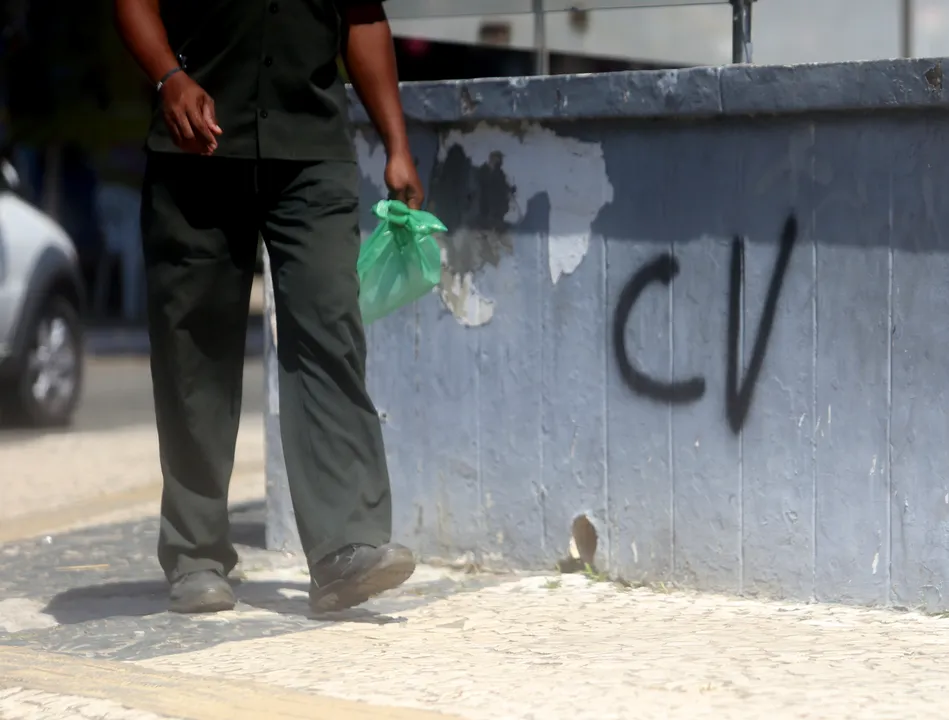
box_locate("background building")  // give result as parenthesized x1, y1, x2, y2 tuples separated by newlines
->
(386, 0, 942, 72)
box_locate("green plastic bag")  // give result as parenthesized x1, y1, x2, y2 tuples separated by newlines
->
(357, 200, 446, 325)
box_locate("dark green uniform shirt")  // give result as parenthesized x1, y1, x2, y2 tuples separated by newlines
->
(148, 0, 381, 160)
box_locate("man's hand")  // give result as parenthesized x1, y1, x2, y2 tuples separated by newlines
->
(385, 150, 424, 210)
(160, 72, 222, 155)
(114, 0, 221, 154)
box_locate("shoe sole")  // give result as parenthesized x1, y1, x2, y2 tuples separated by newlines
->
(169, 588, 236, 614)
(309, 546, 416, 614)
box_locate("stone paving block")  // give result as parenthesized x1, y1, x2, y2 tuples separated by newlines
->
(140, 575, 949, 720)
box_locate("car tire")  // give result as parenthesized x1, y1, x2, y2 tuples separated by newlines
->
(3, 295, 84, 428)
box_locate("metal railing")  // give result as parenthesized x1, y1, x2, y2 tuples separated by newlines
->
(385, 0, 756, 74)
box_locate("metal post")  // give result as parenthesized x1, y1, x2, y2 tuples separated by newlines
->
(532, 0, 549, 76)
(900, 0, 913, 58)
(730, 0, 753, 64)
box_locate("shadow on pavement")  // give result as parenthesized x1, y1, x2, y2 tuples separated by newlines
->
(42, 578, 405, 626)
(42, 580, 169, 622)
(235, 581, 406, 625)
(2, 499, 425, 662)
(230, 519, 267, 550)
(36, 501, 304, 624)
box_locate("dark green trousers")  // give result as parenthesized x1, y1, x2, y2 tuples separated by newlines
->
(141, 153, 392, 582)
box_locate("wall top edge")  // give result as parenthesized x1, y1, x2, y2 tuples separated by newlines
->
(348, 58, 949, 125)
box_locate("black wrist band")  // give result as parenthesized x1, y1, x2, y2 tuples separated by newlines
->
(156, 66, 183, 93)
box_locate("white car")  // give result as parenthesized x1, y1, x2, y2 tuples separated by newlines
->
(0, 158, 84, 427)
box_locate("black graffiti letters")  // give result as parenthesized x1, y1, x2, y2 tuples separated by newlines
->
(612, 254, 707, 404)
(613, 214, 798, 434)
(725, 215, 798, 433)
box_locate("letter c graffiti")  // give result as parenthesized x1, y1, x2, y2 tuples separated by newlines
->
(612, 253, 707, 404)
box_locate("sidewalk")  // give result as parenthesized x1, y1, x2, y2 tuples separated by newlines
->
(84, 275, 266, 357)
(2, 497, 949, 720)
(0, 415, 264, 543)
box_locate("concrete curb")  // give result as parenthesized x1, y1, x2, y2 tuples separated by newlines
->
(0, 647, 460, 720)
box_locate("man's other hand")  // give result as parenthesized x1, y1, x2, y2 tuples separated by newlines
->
(160, 73, 222, 155)
(385, 150, 424, 210)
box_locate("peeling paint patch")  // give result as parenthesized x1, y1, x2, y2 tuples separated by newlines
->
(438, 269, 496, 327)
(549, 234, 591, 285)
(460, 86, 480, 115)
(925, 61, 943, 92)
(657, 70, 679, 96)
(429, 146, 513, 276)
(436, 122, 613, 287)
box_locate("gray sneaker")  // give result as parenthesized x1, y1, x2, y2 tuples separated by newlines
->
(169, 570, 236, 614)
(309, 543, 416, 613)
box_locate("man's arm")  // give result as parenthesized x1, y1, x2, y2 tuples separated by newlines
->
(114, 0, 221, 154)
(340, 2, 424, 208)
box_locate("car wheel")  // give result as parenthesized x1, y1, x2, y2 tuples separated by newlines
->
(7, 296, 83, 427)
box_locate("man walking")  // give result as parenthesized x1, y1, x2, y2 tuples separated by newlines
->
(115, 0, 423, 614)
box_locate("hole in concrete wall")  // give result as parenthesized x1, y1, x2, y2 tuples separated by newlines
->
(556, 514, 600, 574)
(571, 514, 598, 567)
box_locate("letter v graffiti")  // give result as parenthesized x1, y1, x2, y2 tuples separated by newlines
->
(726, 214, 798, 433)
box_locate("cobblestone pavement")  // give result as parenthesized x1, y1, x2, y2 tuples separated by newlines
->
(138, 573, 949, 720)
(3, 413, 949, 719)
(1, 686, 171, 720)
(2, 502, 949, 720)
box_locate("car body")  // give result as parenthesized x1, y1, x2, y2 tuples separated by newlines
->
(0, 158, 85, 427)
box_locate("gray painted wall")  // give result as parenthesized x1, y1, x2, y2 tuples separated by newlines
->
(266, 58, 949, 612)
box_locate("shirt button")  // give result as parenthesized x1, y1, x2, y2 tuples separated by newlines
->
(260, 109, 269, 119)
(269, 2, 279, 12)
(263, 56, 273, 67)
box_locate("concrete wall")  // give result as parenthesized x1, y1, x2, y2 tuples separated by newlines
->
(266, 58, 949, 612)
